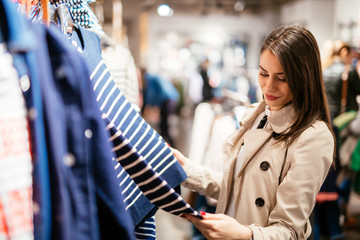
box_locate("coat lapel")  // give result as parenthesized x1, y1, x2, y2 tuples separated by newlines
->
(218, 101, 296, 212)
(219, 103, 263, 212)
(239, 102, 296, 174)
(240, 128, 272, 174)
(218, 126, 246, 213)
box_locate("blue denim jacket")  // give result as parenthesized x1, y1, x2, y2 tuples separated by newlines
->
(39, 25, 135, 239)
(0, 1, 135, 239)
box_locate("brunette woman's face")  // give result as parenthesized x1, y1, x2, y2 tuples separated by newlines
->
(258, 50, 293, 111)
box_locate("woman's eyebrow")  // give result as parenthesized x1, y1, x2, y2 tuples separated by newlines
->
(259, 65, 284, 75)
(259, 65, 267, 72)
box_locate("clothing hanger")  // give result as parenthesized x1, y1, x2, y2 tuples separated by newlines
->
(50, 3, 78, 36)
(25, 0, 31, 15)
(40, 0, 49, 26)
(87, 27, 115, 48)
(220, 88, 250, 112)
(28, 3, 42, 23)
(27, 0, 50, 26)
(208, 89, 250, 124)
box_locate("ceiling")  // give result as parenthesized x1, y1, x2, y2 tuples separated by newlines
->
(140, 0, 298, 15)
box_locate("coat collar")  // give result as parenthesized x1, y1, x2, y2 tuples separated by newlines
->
(225, 100, 296, 148)
(240, 101, 296, 133)
(268, 101, 296, 133)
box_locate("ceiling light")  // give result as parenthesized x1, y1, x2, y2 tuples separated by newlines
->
(157, 4, 174, 17)
(234, 0, 245, 12)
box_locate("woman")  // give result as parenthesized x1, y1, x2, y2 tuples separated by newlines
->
(172, 25, 334, 239)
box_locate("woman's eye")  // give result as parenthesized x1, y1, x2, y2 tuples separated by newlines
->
(278, 78, 287, 82)
(260, 73, 268, 77)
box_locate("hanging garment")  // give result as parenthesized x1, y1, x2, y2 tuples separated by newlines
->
(142, 72, 179, 147)
(1, 2, 136, 237)
(0, 1, 52, 239)
(69, 26, 200, 238)
(102, 44, 140, 107)
(46, 0, 101, 30)
(202, 114, 236, 172)
(132, 216, 157, 239)
(38, 24, 135, 240)
(142, 72, 179, 107)
(110, 125, 200, 216)
(0, 43, 33, 240)
(188, 102, 216, 165)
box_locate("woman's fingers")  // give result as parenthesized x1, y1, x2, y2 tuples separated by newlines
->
(170, 147, 186, 166)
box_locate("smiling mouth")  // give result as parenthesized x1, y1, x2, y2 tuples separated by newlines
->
(265, 94, 279, 101)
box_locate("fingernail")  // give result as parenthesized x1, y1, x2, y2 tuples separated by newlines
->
(200, 211, 206, 217)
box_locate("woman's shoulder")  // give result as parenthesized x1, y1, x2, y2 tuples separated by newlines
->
(286, 120, 334, 171)
(303, 120, 332, 135)
(295, 120, 334, 146)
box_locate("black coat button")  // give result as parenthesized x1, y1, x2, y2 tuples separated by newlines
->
(255, 198, 265, 207)
(260, 161, 270, 171)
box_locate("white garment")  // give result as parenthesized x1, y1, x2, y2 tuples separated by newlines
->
(188, 102, 215, 164)
(202, 114, 237, 170)
(202, 114, 236, 206)
(0, 43, 33, 240)
(102, 44, 140, 108)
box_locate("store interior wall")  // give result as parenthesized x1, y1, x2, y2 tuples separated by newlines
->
(280, 0, 336, 54)
(333, 0, 360, 46)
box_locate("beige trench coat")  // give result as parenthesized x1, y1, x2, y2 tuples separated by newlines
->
(183, 101, 334, 239)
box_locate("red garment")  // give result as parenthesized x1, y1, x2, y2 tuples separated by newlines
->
(0, 44, 33, 239)
(14, 0, 38, 5)
(316, 192, 339, 203)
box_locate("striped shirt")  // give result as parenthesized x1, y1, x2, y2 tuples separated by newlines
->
(70, 27, 200, 239)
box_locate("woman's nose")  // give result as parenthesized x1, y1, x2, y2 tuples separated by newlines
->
(264, 77, 276, 92)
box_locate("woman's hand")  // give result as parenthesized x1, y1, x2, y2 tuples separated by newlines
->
(170, 147, 188, 166)
(183, 212, 252, 240)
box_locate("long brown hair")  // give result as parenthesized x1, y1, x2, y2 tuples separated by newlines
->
(261, 25, 332, 145)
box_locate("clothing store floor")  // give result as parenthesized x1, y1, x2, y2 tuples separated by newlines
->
(153, 113, 360, 240)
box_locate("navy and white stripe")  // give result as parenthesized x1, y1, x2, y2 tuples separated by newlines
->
(92, 59, 199, 240)
(110, 127, 199, 216)
(90, 59, 200, 218)
(70, 27, 201, 239)
(134, 216, 157, 240)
